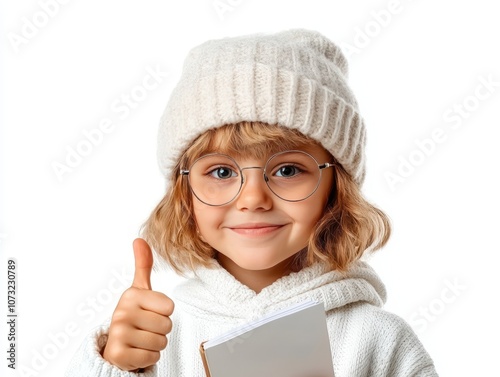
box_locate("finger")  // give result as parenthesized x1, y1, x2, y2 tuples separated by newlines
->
(136, 290, 175, 316)
(132, 238, 153, 290)
(128, 348, 161, 370)
(131, 310, 173, 335)
(123, 329, 168, 352)
(110, 347, 161, 371)
(118, 287, 174, 316)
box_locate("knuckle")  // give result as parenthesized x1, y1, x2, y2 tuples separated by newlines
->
(136, 350, 160, 368)
(151, 351, 161, 364)
(154, 315, 171, 335)
(132, 353, 147, 369)
(167, 298, 175, 313)
(110, 323, 131, 342)
(106, 345, 125, 365)
(159, 294, 174, 314)
(112, 308, 129, 323)
(163, 317, 173, 334)
(158, 335, 168, 350)
(121, 287, 139, 302)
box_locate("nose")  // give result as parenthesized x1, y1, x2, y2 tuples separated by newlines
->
(235, 167, 273, 211)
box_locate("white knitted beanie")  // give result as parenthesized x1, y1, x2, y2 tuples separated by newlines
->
(157, 28, 366, 187)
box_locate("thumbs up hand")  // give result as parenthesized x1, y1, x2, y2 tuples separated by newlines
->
(102, 239, 174, 371)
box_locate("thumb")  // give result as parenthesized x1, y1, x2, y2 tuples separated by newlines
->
(132, 238, 153, 290)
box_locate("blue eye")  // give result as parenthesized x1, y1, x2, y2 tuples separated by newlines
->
(275, 165, 300, 178)
(210, 166, 237, 179)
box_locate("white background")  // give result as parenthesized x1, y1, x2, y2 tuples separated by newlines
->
(1, 0, 499, 376)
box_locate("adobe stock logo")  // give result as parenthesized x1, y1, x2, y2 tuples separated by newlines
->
(51, 64, 169, 182)
(212, 0, 246, 21)
(340, 0, 406, 58)
(384, 74, 499, 191)
(409, 278, 466, 334)
(18, 267, 133, 376)
(7, 0, 72, 54)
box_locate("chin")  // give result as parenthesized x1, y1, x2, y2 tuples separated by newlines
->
(236, 253, 297, 272)
(240, 262, 280, 271)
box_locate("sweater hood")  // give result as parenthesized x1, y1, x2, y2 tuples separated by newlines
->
(172, 260, 387, 321)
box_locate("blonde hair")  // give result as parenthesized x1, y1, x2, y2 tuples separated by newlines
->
(141, 121, 391, 274)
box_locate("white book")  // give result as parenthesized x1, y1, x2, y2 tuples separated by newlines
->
(199, 300, 335, 377)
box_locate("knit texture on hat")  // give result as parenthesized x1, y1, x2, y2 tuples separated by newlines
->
(157, 28, 366, 187)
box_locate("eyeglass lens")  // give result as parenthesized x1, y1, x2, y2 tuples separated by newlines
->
(187, 151, 323, 206)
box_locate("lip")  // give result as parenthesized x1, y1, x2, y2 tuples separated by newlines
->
(227, 223, 286, 236)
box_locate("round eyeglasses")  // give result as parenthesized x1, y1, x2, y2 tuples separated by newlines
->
(180, 150, 335, 206)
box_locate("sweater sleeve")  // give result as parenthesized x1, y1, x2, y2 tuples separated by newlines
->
(328, 303, 439, 376)
(370, 310, 439, 377)
(64, 321, 157, 377)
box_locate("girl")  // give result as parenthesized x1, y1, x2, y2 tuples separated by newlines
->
(66, 29, 438, 376)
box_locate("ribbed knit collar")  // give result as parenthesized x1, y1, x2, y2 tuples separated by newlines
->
(173, 259, 387, 321)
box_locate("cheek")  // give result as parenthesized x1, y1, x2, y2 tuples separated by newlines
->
(292, 186, 332, 229)
(305, 203, 325, 226)
(192, 201, 224, 233)
(286, 201, 325, 231)
(313, 173, 335, 213)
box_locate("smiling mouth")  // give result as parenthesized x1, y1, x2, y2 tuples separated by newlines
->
(228, 225, 285, 236)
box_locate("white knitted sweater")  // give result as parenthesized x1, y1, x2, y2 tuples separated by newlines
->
(65, 260, 438, 376)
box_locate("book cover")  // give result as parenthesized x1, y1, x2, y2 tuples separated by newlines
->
(199, 300, 334, 377)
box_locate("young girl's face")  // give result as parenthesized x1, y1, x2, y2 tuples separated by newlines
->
(192, 141, 334, 283)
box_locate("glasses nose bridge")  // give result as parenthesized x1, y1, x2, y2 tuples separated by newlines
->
(239, 165, 267, 184)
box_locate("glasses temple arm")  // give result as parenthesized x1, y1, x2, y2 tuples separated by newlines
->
(319, 162, 335, 170)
